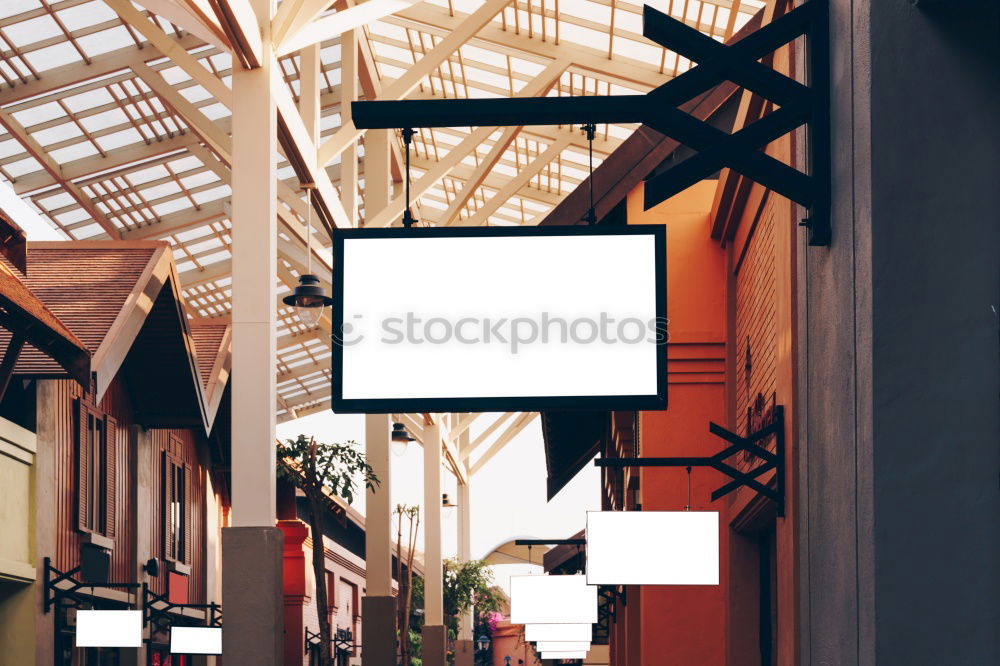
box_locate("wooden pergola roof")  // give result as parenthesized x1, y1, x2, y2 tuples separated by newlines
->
(0, 0, 762, 424)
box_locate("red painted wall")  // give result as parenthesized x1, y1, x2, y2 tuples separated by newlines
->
(628, 180, 730, 666)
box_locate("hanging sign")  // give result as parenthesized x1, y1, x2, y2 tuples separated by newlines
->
(586, 510, 720, 585)
(76, 610, 143, 648)
(535, 641, 591, 653)
(331, 225, 667, 413)
(541, 651, 589, 660)
(509, 574, 598, 625)
(524, 623, 593, 643)
(170, 626, 223, 655)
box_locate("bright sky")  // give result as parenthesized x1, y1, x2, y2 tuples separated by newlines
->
(0, 181, 61, 240)
(276, 411, 600, 596)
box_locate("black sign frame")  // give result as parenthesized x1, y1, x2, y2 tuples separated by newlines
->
(330, 224, 667, 414)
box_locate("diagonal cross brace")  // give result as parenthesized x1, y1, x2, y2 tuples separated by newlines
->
(593, 406, 786, 516)
(351, 1, 831, 244)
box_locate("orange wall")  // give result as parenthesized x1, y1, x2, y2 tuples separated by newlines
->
(628, 180, 730, 666)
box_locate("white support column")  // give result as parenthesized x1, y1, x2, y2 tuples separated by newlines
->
(222, 2, 283, 665)
(230, 0, 277, 531)
(455, 427, 475, 666)
(341, 27, 359, 227)
(364, 128, 391, 225)
(423, 418, 446, 666)
(362, 414, 396, 665)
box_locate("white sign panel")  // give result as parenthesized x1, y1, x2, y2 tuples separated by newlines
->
(586, 510, 720, 585)
(171, 626, 223, 655)
(332, 226, 667, 413)
(541, 652, 588, 660)
(509, 574, 598, 625)
(76, 610, 143, 648)
(524, 623, 593, 643)
(536, 641, 591, 653)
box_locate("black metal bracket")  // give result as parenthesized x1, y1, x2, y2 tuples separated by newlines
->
(305, 627, 321, 653)
(352, 1, 831, 245)
(43, 557, 140, 614)
(595, 406, 785, 517)
(306, 628, 358, 657)
(513, 539, 586, 547)
(142, 583, 222, 631)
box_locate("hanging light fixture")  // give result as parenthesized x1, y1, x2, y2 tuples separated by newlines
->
(441, 492, 457, 517)
(283, 185, 332, 327)
(390, 422, 413, 457)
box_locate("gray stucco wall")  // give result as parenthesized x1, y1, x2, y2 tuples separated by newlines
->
(801, 1, 999, 663)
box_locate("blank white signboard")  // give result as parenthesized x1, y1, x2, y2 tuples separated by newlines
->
(536, 641, 591, 653)
(332, 226, 666, 413)
(586, 511, 720, 585)
(541, 652, 588, 660)
(76, 610, 143, 648)
(171, 626, 222, 654)
(509, 574, 598, 625)
(524, 623, 593, 643)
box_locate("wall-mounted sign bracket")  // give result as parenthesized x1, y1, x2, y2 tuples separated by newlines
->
(142, 583, 222, 631)
(352, 1, 831, 245)
(595, 406, 785, 516)
(513, 539, 587, 547)
(43, 557, 140, 614)
(307, 628, 358, 658)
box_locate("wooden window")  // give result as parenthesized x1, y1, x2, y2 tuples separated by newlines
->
(75, 398, 117, 537)
(162, 447, 191, 565)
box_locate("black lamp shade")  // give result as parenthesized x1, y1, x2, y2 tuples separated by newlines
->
(283, 274, 332, 326)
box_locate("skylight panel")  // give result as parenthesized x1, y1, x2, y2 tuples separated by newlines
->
(612, 38, 662, 64)
(168, 155, 203, 173)
(57, 1, 118, 30)
(76, 26, 134, 58)
(72, 222, 105, 239)
(3, 15, 61, 47)
(24, 42, 82, 73)
(96, 127, 145, 153)
(12, 102, 64, 127)
(31, 122, 83, 148)
(193, 185, 230, 205)
(79, 107, 129, 134)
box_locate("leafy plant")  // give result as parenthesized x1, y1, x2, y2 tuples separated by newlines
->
(396, 504, 420, 666)
(410, 558, 503, 664)
(277, 435, 378, 665)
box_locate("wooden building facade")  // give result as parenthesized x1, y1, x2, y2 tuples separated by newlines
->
(0, 241, 232, 666)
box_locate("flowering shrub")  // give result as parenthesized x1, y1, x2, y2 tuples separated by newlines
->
(486, 611, 504, 634)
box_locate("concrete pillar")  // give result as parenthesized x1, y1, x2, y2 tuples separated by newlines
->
(802, 2, 1000, 664)
(422, 419, 445, 666)
(223, 0, 283, 663)
(454, 428, 474, 666)
(362, 414, 396, 665)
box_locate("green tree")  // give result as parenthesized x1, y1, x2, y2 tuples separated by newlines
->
(396, 504, 420, 666)
(411, 559, 503, 664)
(277, 435, 378, 666)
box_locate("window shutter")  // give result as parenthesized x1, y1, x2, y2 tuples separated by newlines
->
(183, 463, 192, 564)
(76, 398, 91, 533)
(162, 451, 174, 561)
(104, 415, 118, 538)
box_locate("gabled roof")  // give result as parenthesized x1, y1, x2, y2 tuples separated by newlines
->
(0, 260, 90, 387)
(8, 241, 161, 382)
(6, 240, 229, 432)
(190, 317, 231, 428)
